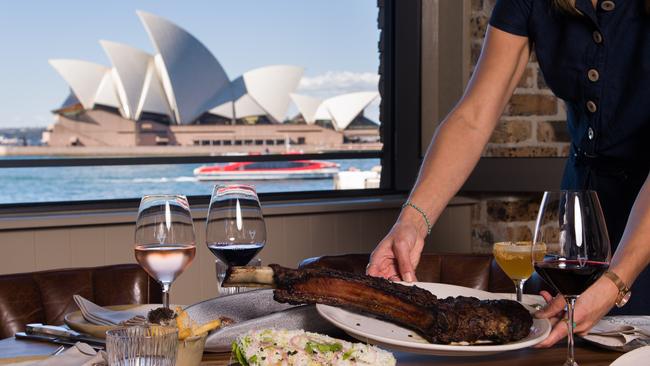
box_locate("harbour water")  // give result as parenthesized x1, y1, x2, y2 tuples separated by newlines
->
(0, 158, 380, 205)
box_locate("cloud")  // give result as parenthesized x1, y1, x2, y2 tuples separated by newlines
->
(294, 71, 381, 123)
(297, 71, 379, 98)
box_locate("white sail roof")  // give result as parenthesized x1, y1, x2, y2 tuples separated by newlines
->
(209, 76, 243, 119)
(243, 65, 303, 123)
(136, 59, 173, 118)
(314, 102, 332, 121)
(100, 40, 151, 119)
(49, 59, 109, 110)
(234, 94, 267, 118)
(321, 91, 379, 130)
(209, 66, 302, 122)
(209, 101, 234, 119)
(137, 10, 230, 124)
(229, 76, 266, 118)
(290, 93, 322, 124)
(94, 71, 121, 110)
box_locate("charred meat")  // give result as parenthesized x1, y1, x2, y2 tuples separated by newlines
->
(266, 264, 533, 344)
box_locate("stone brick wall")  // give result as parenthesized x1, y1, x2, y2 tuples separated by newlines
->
(471, 0, 571, 157)
(466, 1, 569, 253)
(469, 193, 543, 253)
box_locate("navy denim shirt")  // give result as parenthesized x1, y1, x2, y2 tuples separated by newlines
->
(490, 0, 650, 314)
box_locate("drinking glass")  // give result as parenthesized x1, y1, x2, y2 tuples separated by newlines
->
(206, 184, 266, 292)
(135, 195, 196, 309)
(493, 241, 544, 302)
(106, 325, 178, 366)
(533, 191, 611, 366)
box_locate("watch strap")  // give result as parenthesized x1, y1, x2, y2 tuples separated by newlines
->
(603, 271, 631, 307)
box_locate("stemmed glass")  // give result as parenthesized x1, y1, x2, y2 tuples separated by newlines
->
(135, 195, 196, 309)
(533, 191, 611, 366)
(206, 184, 266, 292)
(493, 241, 545, 302)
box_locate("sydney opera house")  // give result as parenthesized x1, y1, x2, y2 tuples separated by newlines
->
(42, 11, 380, 151)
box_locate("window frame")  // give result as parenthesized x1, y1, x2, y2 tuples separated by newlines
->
(0, 0, 568, 215)
(377, 0, 424, 192)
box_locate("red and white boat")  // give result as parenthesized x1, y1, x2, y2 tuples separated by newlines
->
(193, 160, 340, 181)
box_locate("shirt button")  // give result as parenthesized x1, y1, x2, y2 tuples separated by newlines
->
(601, 1, 615, 11)
(587, 69, 600, 82)
(588, 127, 595, 140)
(587, 100, 598, 113)
(593, 30, 603, 44)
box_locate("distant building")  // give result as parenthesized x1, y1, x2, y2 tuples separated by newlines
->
(44, 11, 379, 149)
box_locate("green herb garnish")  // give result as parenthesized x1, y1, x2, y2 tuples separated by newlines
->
(305, 341, 343, 354)
(342, 349, 354, 360)
(232, 342, 249, 366)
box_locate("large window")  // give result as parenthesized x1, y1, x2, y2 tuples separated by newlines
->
(0, 1, 387, 206)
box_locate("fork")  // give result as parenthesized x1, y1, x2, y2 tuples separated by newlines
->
(589, 325, 650, 337)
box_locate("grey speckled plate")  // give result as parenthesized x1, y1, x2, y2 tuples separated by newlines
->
(184, 289, 338, 352)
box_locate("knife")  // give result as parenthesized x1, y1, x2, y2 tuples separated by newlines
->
(24, 323, 106, 347)
(15, 332, 105, 350)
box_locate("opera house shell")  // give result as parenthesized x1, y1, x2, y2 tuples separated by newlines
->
(43, 11, 379, 150)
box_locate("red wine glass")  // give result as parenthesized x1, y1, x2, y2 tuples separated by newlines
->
(206, 184, 266, 292)
(533, 190, 611, 366)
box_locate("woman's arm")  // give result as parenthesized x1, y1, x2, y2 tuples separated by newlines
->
(367, 25, 531, 281)
(608, 173, 650, 292)
(536, 172, 650, 347)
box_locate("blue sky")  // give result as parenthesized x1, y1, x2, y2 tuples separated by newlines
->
(0, 1, 379, 128)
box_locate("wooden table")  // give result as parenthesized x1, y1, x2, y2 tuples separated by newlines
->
(0, 337, 621, 365)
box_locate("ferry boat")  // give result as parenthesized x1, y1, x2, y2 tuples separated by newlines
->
(193, 160, 340, 181)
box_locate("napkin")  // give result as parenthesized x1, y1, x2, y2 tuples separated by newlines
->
(73, 295, 156, 326)
(583, 316, 650, 352)
(184, 289, 340, 352)
(4, 342, 106, 366)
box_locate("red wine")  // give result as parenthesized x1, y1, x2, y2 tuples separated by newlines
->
(208, 243, 263, 266)
(534, 260, 609, 296)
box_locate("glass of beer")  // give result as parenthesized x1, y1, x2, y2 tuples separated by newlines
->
(493, 241, 545, 302)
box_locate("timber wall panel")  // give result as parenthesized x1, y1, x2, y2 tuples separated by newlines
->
(0, 205, 474, 305)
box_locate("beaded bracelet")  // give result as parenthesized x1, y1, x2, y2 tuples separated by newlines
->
(402, 201, 432, 236)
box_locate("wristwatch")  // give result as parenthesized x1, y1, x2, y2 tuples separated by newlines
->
(602, 271, 631, 308)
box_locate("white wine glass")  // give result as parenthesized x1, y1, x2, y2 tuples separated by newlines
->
(135, 195, 196, 309)
(533, 190, 611, 366)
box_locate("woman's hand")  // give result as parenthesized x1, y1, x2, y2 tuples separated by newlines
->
(366, 211, 427, 282)
(534, 276, 619, 348)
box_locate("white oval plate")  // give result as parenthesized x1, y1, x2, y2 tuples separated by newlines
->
(611, 346, 650, 366)
(316, 282, 551, 356)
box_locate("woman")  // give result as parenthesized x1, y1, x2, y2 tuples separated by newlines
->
(367, 0, 650, 347)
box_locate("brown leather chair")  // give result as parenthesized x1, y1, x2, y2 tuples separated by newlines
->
(0, 264, 162, 339)
(299, 253, 548, 295)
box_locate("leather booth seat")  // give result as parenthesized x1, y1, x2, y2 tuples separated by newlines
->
(0, 264, 161, 339)
(300, 253, 547, 294)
